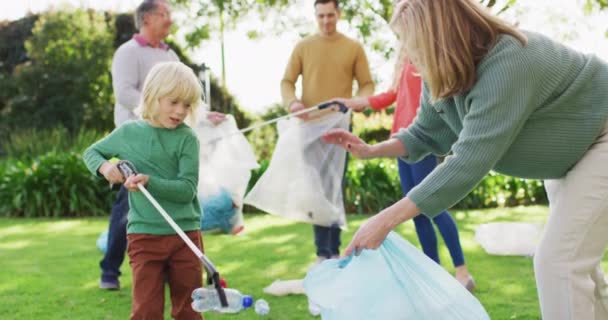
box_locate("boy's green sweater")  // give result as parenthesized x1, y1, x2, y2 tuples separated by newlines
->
(83, 120, 201, 234)
(394, 31, 608, 217)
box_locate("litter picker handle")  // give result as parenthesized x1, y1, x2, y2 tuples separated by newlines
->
(318, 100, 348, 113)
(115, 160, 229, 307)
(203, 100, 350, 145)
(116, 160, 138, 177)
(240, 100, 348, 134)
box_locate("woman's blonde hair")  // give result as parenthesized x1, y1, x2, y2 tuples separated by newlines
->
(139, 61, 202, 125)
(389, 0, 527, 101)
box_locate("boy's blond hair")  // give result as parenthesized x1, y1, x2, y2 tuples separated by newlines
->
(139, 61, 202, 125)
(389, 0, 527, 101)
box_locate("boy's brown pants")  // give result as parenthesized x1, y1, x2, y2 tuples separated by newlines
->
(127, 231, 204, 320)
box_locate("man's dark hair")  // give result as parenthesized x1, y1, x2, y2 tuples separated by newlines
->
(314, 0, 339, 10)
(134, 0, 162, 30)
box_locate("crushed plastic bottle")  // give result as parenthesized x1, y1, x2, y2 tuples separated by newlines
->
(191, 287, 253, 313)
(254, 299, 270, 315)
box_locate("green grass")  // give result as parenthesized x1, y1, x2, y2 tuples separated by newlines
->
(0, 206, 587, 319)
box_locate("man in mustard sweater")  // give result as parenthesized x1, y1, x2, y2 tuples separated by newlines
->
(280, 0, 374, 274)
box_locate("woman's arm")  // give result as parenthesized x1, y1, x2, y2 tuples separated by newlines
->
(321, 129, 407, 159)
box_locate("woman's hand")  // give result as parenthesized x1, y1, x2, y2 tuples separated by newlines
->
(343, 198, 420, 256)
(124, 174, 149, 192)
(343, 211, 394, 256)
(323, 129, 408, 159)
(99, 162, 124, 185)
(321, 129, 376, 159)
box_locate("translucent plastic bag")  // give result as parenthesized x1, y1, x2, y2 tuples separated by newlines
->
(474, 222, 541, 256)
(304, 232, 490, 320)
(194, 114, 259, 234)
(244, 112, 350, 227)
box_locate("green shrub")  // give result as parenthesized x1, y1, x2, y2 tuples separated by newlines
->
(454, 172, 547, 209)
(0, 148, 547, 217)
(345, 158, 402, 213)
(242, 103, 287, 160)
(0, 151, 113, 217)
(0, 15, 38, 74)
(0, 9, 115, 136)
(2, 126, 107, 160)
(242, 158, 270, 213)
(352, 111, 392, 143)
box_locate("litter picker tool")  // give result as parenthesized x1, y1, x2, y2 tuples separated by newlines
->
(205, 100, 349, 145)
(116, 160, 228, 307)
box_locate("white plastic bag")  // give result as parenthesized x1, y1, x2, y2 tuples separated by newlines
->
(304, 232, 490, 320)
(474, 222, 541, 256)
(194, 114, 259, 234)
(244, 112, 350, 227)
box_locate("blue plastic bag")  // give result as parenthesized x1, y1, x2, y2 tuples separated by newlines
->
(304, 232, 490, 320)
(200, 188, 237, 234)
(96, 230, 108, 254)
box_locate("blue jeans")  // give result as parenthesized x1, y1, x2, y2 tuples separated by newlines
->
(100, 186, 129, 282)
(314, 224, 342, 258)
(398, 156, 465, 267)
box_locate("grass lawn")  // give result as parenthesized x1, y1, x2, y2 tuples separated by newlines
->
(2, 205, 595, 319)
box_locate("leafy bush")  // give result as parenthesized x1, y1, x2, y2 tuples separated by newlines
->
(0, 149, 547, 218)
(0, 151, 113, 217)
(0, 15, 38, 74)
(345, 158, 402, 213)
(244, 104, 288, 160)
(0, 9, 115, 136)
(454, 172, 547, 209)
(352, 110, 392, 143)
(2, 126, 107, 160)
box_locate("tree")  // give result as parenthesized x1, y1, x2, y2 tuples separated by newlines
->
(339, 0, 518, 59)
(591, 0, 608, 9)
(170, 0, 294, 92)
(1, 9, 115, 136)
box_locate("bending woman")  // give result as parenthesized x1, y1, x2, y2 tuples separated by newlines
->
(333, 61, 474, 290)
(322, 0, 608, 319)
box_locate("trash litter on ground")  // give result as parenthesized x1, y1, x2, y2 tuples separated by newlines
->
(474, 222, 542, 256)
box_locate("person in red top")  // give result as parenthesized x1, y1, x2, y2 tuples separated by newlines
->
(333, 61, 475, 291)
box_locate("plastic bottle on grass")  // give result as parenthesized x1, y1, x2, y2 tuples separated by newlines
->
(254, 299, 270, 315)
(191, 287, 253, 313)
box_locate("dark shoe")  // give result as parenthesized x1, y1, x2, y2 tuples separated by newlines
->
(99, 278, 120, 290)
